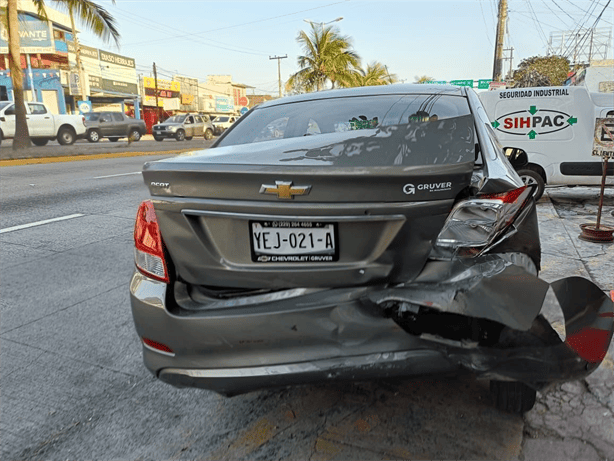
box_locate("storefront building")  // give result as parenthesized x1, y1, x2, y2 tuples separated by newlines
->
(0, 1, 139, 116)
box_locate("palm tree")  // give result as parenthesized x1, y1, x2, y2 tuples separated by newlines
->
(5, 0, 120, 150)
(340, 62, 397, 87)
(415, 75, 436, 84)
(286, 23, 360, 92)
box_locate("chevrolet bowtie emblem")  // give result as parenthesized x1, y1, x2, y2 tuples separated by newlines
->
(259, 181, 311, 199)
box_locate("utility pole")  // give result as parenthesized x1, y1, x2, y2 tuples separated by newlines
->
(492, 0, 508, 82)
(503, 47, 514, 80)
(269, 55, 287, 98)
(69, 8, 88, 102)
(153, 62, 161, 123)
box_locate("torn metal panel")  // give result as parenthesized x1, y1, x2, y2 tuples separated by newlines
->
(370, 253, 548, 331)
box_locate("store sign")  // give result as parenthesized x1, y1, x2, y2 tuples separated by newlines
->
(181, 94, 195, 105)
(0, 14, 54, 54)
(99, 50, 135, 68)
(67, 42, 100, 60)
(143, 77, 181, 92)
(143, 95, 164, 107)
(215, 95, 234, 112)
(102, 79, 138, 95)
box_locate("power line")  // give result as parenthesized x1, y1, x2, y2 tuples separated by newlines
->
(120, 1, 349, 48)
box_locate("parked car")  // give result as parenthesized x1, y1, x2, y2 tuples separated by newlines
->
(130, 84, 613, 414)
(84, 111, 147, 142)
(0, 101, 85, 146)
(212, 115, 238, 135)
(153, 113, 213, 141)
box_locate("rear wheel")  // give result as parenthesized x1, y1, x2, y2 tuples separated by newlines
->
(31, 138, 49, 146)
(57, 127, 76, 145)
(175, 130, 186, 141)
(185, 136, 193, 141)
(490, 381, 536, 414)
(129, 129, 141, 142)
(204, 128, 213, 140)
(518, 167, 545, 201)
(154, 136, 164, 142)
(87, 129, 100, 143)
(108, 137, 120, 142)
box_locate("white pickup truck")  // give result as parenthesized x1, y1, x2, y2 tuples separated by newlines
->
(0, 101, 86, 146)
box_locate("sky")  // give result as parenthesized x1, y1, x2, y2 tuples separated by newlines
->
(75, 0, 614, 95)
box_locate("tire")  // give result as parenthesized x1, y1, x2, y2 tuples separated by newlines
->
(154, 136, 164, 142)
(57, 127, 76, 145)
(87, 129, 100, 143)
(129, 129, 141, 142)
(490, 381, 536, 414)
(517, 167, 545, 201)
(31, 138, 49, 146)
(204, 128, 213, 140)
(175, 130, 186, 141)
(108, 137, 120, 142)
(185, 136, 193, 141)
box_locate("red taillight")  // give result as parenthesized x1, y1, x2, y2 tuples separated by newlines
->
(142, 337, 174, 355)
(565, 328, 611, 363)
(134, 200, 169, 283)
(432, 185, 534, 259)
(481, 185, 530, 204)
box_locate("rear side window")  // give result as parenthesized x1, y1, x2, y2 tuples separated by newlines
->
(112, 113, 123, 122)
(28, 103, 47, 114)
(218, 94, 475, 167)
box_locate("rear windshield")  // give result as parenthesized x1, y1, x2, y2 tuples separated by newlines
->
(216, 94, 475, 166)
(216, 116, 230, 123)
(165, 115, 186, 123)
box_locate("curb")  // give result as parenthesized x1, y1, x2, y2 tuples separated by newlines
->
(0, 149, 193, 167)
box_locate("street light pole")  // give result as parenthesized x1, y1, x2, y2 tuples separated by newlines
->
(303, 17, 343, 28)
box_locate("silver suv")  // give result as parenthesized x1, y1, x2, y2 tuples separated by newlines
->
(153, 113, 214, 141)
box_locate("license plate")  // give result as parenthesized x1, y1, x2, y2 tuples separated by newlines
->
(250, 221, 338, 263)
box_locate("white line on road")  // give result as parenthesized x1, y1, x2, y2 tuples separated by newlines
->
(0, 213, 85, 234)
(93, 171, 141, 179)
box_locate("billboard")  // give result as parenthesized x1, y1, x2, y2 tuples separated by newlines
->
(0, 13, 54, 54)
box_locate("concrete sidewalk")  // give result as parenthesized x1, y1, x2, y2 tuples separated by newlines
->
(516, 186, 614, 461)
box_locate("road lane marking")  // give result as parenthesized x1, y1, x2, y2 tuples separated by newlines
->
(0, 213, 84, 234)
(93, 171, 141, 179)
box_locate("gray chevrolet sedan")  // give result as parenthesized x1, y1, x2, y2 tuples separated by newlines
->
(130, 84, 613, 414)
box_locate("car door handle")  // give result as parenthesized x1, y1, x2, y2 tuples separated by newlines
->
(44, 117, 51, 119)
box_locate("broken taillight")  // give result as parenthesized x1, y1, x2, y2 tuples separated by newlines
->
(134, 200, 169, 283)
(431, 185, 534, 259)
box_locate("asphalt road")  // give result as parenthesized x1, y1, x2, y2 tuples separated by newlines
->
(1, 156, 613, 460)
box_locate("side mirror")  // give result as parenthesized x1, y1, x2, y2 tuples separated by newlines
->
(504, 147, 528, 169)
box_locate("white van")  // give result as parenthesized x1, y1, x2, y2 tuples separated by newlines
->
(479, 86, 613, 199)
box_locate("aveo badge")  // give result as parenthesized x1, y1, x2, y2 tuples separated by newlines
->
(491, 105, 578, 139)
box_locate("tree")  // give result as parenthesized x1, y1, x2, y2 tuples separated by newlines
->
(339, 62, 397, 87)
(511, 55, 570, 88)
(415, 75, 435, 84)
(5, 0, 120, 150)
(286, 23, 360, 92)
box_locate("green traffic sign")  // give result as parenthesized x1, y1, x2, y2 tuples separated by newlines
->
(450, 80, 474, 87)
(477, 79, 492, 89)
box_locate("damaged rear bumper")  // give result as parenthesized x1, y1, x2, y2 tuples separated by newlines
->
(130, 254, 613, 395)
